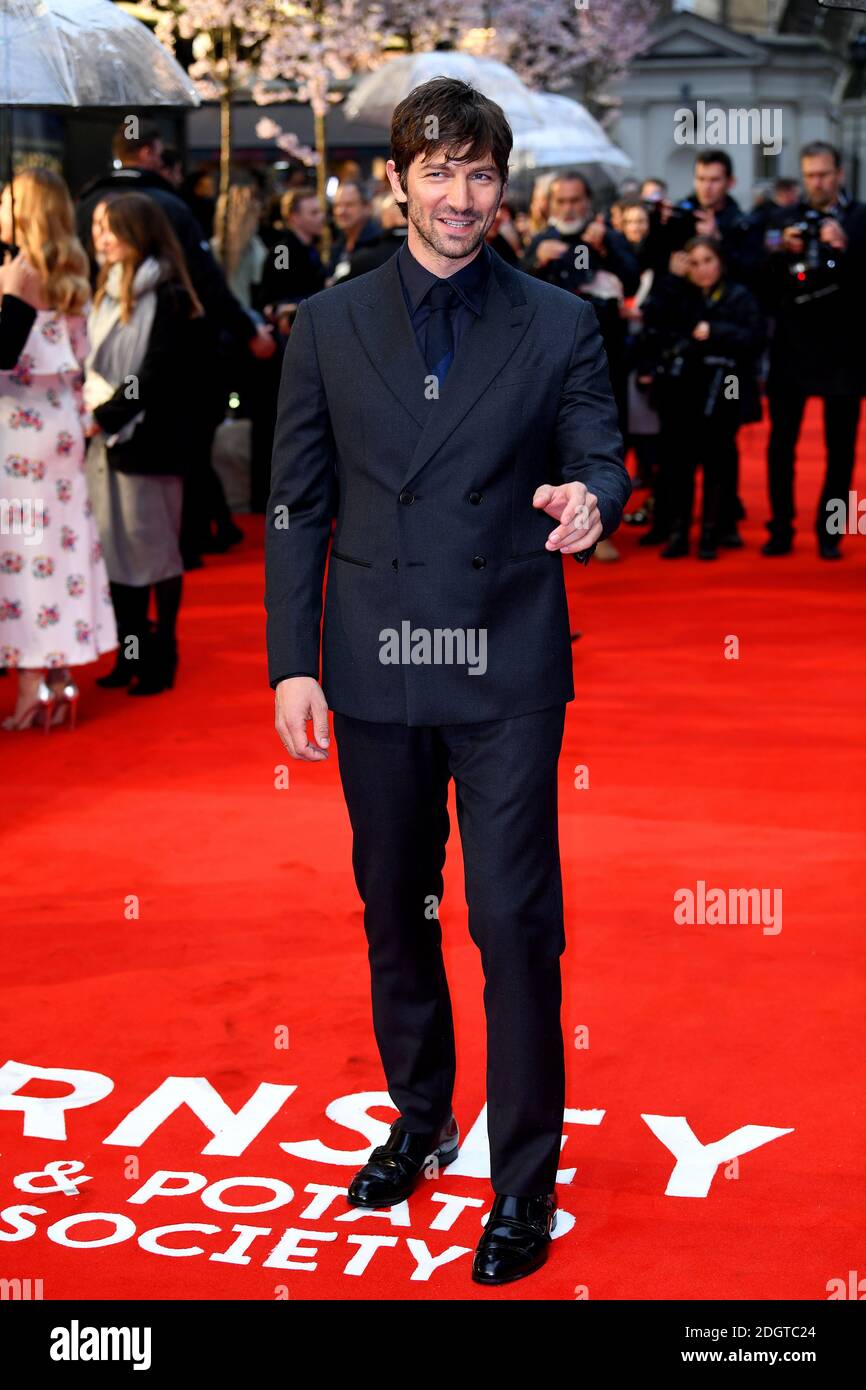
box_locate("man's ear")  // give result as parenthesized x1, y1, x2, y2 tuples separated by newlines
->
(385, 159, 408, 206)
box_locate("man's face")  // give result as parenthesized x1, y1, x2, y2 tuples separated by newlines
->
(391, 143, 503, 260)
(640, 180, 665, 203)
(622, 206, 650, 245)
(693, 161, 731, 209)
(332, 186, 368, 234)
(292, 195, 325, 240)
(801, 154, 842, 210)
(549, 178, 590, 226)
(687, 242, 722, 290)
(136, 139, 164, 173)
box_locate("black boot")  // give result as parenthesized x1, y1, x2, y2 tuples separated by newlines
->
(761, 525, 793, 556)
(698, 528, 718, 560)
(128, 628, 175, 696)
(97, 583, 148, 688)
(660, 530, 689, 558)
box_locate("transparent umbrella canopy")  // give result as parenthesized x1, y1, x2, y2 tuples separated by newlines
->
(344, 51, 548, 136)
(0, 0, 198, 245)
(510, 93, 633, 178)
(0, 0, 200, 106)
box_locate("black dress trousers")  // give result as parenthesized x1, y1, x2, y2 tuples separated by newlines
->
(332, 702, 568, 1197)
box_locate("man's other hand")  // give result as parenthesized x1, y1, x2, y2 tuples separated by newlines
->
(249, 323, 276, 359)
(533, 481, 603, 555)
(534, 238, 570, 267)
(275, 676, 330, 761)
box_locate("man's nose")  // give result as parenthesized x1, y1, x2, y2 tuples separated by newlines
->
(446, 177, 474, 211)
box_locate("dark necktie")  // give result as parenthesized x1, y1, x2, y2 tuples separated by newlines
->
(424, 280, 456, 385)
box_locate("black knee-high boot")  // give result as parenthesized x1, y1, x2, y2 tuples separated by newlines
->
(128, 576, 181, 696)
(155, 575, 181, 687)
(97, 582, 150, 688)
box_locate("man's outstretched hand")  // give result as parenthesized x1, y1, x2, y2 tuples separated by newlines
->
(533, 481, 603, 554)
(275, 676, 330, 761)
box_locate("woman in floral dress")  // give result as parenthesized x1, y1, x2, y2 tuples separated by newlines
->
(0, 168, 117, 730)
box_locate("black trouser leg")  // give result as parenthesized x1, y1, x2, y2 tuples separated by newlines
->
(665, 423, 697, 537)
(112, 581, 149, 667)
(180, 419, 225, 557)
(632, 434, 659, 489)
(717, 436, 741, 533)
(819, 395, 861, 542)
(767, 388, 807, 538)
(701, 427, 738, 539)
(334, 704, 568, 1197)
(333, 713, 457, 1135)
(443, 705, 567, 1196)
(153, 575, 182, 640)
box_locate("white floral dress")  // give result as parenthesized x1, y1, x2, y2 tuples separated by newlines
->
(0, 309, 117, 670)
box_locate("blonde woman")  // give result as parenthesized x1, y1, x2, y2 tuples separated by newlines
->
(210, 184, 268, 311)
(0, 168, 117, 731)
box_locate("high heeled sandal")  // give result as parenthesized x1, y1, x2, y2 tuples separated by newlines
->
(48, 670, 80, 729)
(1, 678, 55, 732)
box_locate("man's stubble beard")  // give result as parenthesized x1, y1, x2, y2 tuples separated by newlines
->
(403, 190, 501, 261)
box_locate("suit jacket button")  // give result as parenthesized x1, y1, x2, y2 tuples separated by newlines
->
(472, 555, 486, 570)
(468, 491, 482, 505)
(399, 489, 414, 505)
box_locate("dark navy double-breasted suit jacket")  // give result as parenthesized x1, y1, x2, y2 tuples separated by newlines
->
(265, 247, 632, 725)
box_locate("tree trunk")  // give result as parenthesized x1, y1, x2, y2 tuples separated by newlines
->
(217, 25, 234, 271)
(314, 107, 331, 264)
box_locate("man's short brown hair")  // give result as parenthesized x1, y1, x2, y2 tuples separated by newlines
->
(283, 187, 320, 220)
(390, 77, 512, 196)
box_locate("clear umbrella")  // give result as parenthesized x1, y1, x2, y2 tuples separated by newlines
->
(344, 51, 547, 136)
(510, 93, 632, 178)
(0, 0, 200, 107)
(0, 0, 198, 245)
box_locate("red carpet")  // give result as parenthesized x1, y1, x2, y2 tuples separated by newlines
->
(1, 401, 864, 1300)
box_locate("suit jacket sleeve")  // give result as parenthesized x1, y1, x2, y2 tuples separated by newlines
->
(0, 293, 36, 370)
(265, 298, 338, 688)
(554, 300, 632, 555)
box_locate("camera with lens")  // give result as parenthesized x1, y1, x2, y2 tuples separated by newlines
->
(786, 208, 839, 296)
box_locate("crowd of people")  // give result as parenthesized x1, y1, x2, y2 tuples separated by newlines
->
(0, 119, 863, 731)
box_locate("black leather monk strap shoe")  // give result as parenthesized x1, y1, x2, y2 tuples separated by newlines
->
(346, 1114, 459, 1208)
(471, 1192, 558, 1285)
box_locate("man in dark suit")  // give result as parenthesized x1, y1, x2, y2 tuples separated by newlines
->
(265, 77, 631, 1286)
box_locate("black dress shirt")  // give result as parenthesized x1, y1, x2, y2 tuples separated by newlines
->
(396, 238, 492, 362)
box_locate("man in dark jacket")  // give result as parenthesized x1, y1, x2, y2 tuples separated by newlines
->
(343, 194, 407, 279)
(642, 150, 764, 290)
(523, 171, 639, 434)
(266, 78, 631, 1288)
(326, 179, 382, 281)
(256, 188, 327, 323)
(762, 141, 866, 557)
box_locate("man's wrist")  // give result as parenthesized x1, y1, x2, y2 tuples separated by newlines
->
(271, 671, 317, 690)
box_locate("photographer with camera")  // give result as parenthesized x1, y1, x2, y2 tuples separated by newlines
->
(642, 151, 764, 291)
(762, 141, 866, 558)
(523, 171, 639, 437)
(636, 236, 763, 560)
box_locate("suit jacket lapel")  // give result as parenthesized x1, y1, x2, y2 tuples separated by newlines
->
(348, 255, 432, 429)
(347, 250, 538, 486)
(403, 255, 537, 489)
